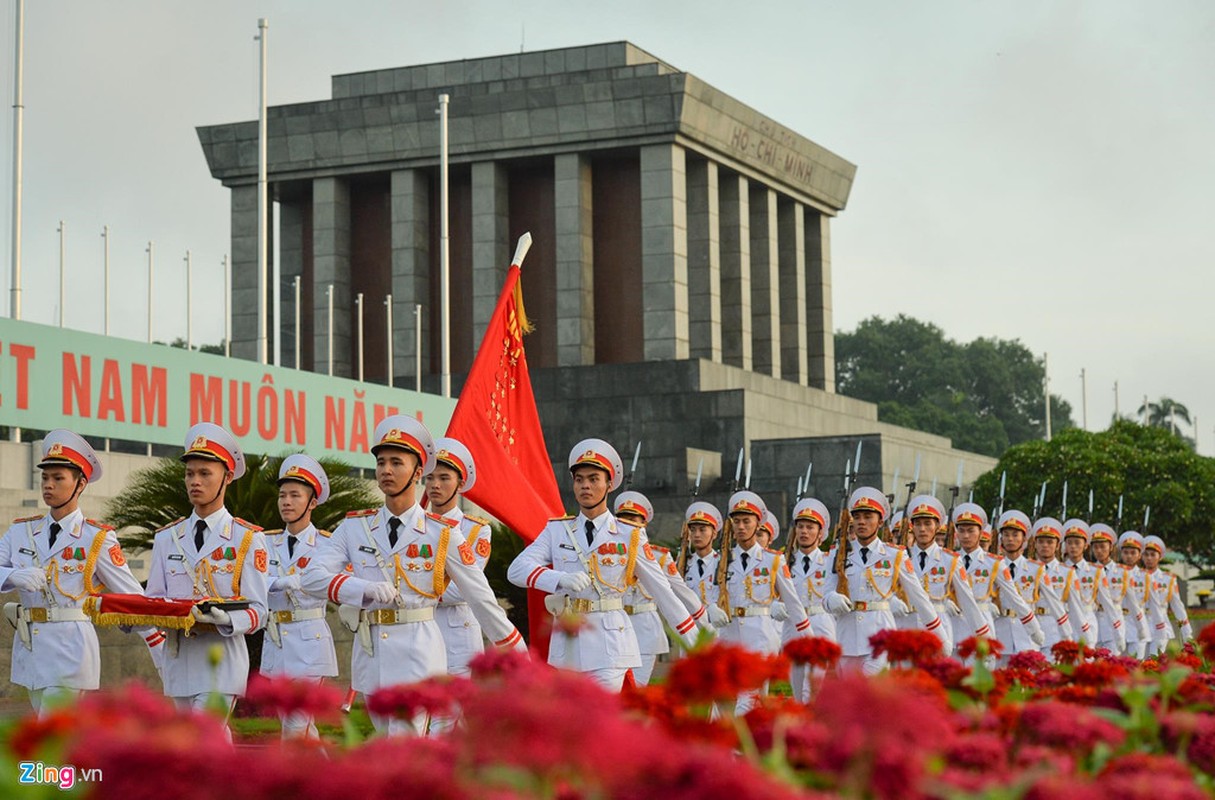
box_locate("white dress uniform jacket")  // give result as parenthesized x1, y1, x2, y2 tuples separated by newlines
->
(260, 524, 338, 678)
(684, 551, 720, 609)
(0, 510, 153, 690)
(784, 548, 836, 644)
(1065, 558, 1125, 652)
(958, 548, 1041, 646)
(998, 555, 1072, 651)
(301, 504, 523, 695)
(824, 540, 942, 657)
(508, 512, 698, 672)
(1038, 558, 1088, 648)
(903, 543, 987, 654)
(1144, 567, 1191, 649)
(1106, 563, 1149, 650)
(434, 507, 493, 676)
(719, 543, 811, 655)
(145, 509, 270, 697)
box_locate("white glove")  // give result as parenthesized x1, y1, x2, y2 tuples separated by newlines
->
(556, 571, 592, 593)
(1028, 619, 1046, 647)
(1181, 622, 1194, 641)
(708, 605, 729, 628)
(6, 567, 47, 592)
(770, 602, 788, 621)
(191, 606, 231, 626)
(271, 574, 301, 592)
(946, 600, 962, 617)
(824, 592, 853, 616)
(363, 582, 399, 605)
(889, 596, 910, 616)
(1137, 618, 1150, 641)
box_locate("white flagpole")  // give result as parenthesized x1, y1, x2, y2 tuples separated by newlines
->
(438, 92, 450, 397)
(256, 17, 269, 365)
(10, 0, 23, 322)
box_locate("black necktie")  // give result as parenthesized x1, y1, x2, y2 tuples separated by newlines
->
(697, 559, 705, 577)
(584, 520, 595, 548)
(741, 552, 750, 571)
(287, 535, 297, 559)
(388, 518, 402, 549)
(964, 554, 972, 570)
(48, 522, 61, 550)
(194, 520, 207, 552)
(860, 547, 869, 564)
(1010, 562, 1017, 580)
(803, 555, 811, 574)
(919, 551, 926, 572)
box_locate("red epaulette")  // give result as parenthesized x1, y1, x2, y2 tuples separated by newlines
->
(85, 518, 115, 531)
(464, 514, 492, 527)
(12, 515, 41, 524)
(233, 517, 264, 532)
(426, 511, 460, 527)
(262, 528, 285, 536)
(550, 514, 575, 522)
(317, 529, 332, 538)
(156, 517, 185, 532)
(346, 508, 378, 518)
(765, 547, 784, 556)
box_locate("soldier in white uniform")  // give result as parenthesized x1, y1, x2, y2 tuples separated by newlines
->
(0, 430, 164, 714)
(1113, 531, 1152, 658)
(1142, 535, 1193, 655)
(824, 488, 945, 675)
(260, 454, 339, 739)
(302, 416, 526, 736)
(785, 497, 837, 702)
(758, 510, 779, 550)
(1030, 518, 1088, 653)
(613, 491, 710, 685)
(682, 502, 723, 616)
(145, 423, 270, 726)
(711, 490, 810, 713)
(993, 510, 1066, 661)
(1089, 524, 1148, 656)
(900, 495, 988, 657)
(508, 439, 698, 692)
(1061, 519, 1125, 653)
(951, 503, 1045, 657)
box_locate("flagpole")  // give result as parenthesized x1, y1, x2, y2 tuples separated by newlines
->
(385, 293, 393, 386)
(438, 92, 450, 397)
(10, 0, 23, 323)
(256, 17, 270, 366)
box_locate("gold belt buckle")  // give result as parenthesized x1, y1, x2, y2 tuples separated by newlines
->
(733, 607, 747, 617)
(189, 623, 218, 635)
(28, 607, 49, 623)
(854, 601, 869, 611)
(623, 605, 635, 614)
(570, 598, 593, 614)
(274, 610, 294, 624)
(1036, 607, 1047, 615)
(369, 609, 395, 625)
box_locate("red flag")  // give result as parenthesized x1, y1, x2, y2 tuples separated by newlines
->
(446, 235, 564, 657)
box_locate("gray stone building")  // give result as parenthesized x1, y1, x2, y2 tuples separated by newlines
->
(199, 42, 995, 540)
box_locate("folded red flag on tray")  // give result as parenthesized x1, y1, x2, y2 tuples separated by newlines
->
(83, 594, 200, 630)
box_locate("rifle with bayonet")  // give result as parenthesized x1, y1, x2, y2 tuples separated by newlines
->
(897, 454, 923, 548)
(676, 457, 704, 576)
(881, 466, 900, 543)
(945, 460, 963, 551)
(789, 462, 813, 567)
(624, 441, 642, 489)
(715, 448, 746, 621)
(988, 470, 1006, 553)
(831, 441, 863, 598)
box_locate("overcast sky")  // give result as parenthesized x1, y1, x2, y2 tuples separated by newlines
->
(1, 0, 1211, 455)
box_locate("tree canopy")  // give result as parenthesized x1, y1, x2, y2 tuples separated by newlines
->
(835, 315, 1074, 457)
(972, 421, 1215, 566)
(109, 453, 380, 550)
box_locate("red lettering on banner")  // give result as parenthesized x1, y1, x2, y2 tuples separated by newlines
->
(229, 380, 251, 436)
(190, 374, 223, 424)
(63, 353, 92, 417)
(284, 390, 305, 444)
(350, 391, 369, 453)
(97, 359, 125, 421)
(325, 397, 345, 450)
(10, 343, 34, 410)
(131, 365, 167, 427)
(256, 375, 278, 440)
(373, 404, 399, 430)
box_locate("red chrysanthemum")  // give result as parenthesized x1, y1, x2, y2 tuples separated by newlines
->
(1008, 649, 1051, 672)
(1017, 699, 1125, 753)
(664, 641, 789, 704)
(366, 676, 472, 719)
(1069, 660, 1130, 688)
(243, 674, 344, 721)
(1050, 640, 1084, 665)
(956, 635, 1005, 661)
(783, 636, 842, 669)
(1197, 623, 1215, 663)
(869, 628, 943, 666)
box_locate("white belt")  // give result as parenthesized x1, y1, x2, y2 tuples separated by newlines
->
(808, 603, 825, 616)
(733, 606, 770, 617)
(363, 607, 435, 625)
(21, 607, 88, 623)
(625, 602, 657, 615)
(272, 607, 327, 624)
(976, 601, 998, 615)
(437, 601, 468, 609)
(570, 598, 624, 613)
(852, 601, 889, 612)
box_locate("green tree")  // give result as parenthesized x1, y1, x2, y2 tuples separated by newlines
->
(835, 315, 1075, 457)
(972, 421, 1215, 566)
(109, 453, 380, 550)
(1137, 396, 1196, 449)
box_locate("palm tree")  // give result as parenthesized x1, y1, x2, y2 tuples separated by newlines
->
(1136, 396, 1192, 435)
(109, 453, 380, 550)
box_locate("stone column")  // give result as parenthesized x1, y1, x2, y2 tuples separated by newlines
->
(639, 143, 689, 360)
(719, 172, 751, 370)
(229, 185, 258, 361)
(778, 198, 808, 385)
(278, 198, 305, 369)
(805, 209, 835, 391)
(749, 184, 780, 378)
(390, 169, 430, 389)
(554, 153, 594, 366)
(312, 177, 352, 378)
(686, 159, 722, 362)
(471, 162, 510, 348)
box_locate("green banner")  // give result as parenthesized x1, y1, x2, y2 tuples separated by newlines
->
(0, 317, 455, 461)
